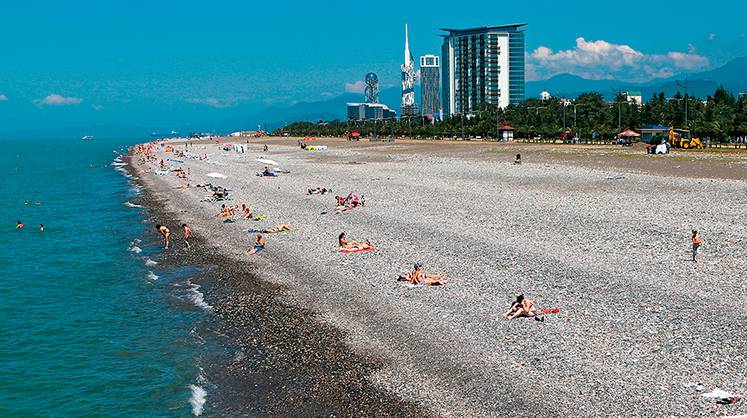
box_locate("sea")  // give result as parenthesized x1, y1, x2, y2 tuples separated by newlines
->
(0, 138, 216, 415)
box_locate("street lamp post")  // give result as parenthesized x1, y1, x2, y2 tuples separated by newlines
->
(676, 78, 689, 129)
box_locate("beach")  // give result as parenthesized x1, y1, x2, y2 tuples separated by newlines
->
(130, 138, 747, 415)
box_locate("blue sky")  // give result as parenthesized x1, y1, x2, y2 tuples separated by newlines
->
(0, 0, 745, 133)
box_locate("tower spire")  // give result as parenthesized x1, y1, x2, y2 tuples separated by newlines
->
(404, 24, 411, 66)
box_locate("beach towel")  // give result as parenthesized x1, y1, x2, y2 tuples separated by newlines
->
(536, 308, 560, 315)
(207, 172, 228, 179)
(338, 246, 375, 253)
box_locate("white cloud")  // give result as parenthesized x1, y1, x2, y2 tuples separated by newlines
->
(0, 94, 7, 101)
(527, 37, 710, 82)
(185, 97, 236, 108)
(708, 32, 717, 41)
(344, 80, 366, 94)
(35, 94, 83, 106)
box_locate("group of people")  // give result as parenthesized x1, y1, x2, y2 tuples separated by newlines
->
(16, 221, 43, 232)
(155, 223, 191, 250)
(335, 193, 365, 213)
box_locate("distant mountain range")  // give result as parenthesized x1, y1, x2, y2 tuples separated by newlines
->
(236, 56, 747, 131)
(525, 56, 747, 100)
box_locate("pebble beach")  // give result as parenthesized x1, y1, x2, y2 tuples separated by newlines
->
(130, 138, 746, 416)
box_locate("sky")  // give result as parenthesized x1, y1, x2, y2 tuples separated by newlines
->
(0, 0, 746, 134)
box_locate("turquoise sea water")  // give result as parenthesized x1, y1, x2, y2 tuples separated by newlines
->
(0, 138, 212, 415)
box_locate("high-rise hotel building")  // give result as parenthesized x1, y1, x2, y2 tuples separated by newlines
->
(441, 24, 526, 116)
(419, 54, 441, 118)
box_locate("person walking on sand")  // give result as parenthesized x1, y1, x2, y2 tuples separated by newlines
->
(156, 224, 171, 249)
(182, 223, 192, 249)
(691, 230, 702, 262)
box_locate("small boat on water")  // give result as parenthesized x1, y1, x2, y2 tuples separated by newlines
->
(151, 130, 179, 138)
(81, 135, 95, 140)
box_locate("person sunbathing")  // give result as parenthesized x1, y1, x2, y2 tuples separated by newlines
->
(216, 204, 236, 217)
(261, 166, 276, 177)
(308, 187, 330, 195)
(504, 294, 536, 319)
(397, 263, 446, 286)
(245, 234, 265, 255)
(337, 232, 373, 251)
(241, 204, 253, 219)
(265, 224, 290, 233)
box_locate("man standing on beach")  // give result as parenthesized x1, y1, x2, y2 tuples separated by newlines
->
(156, 224, 171, 249)
(691, 230, 702, 262)
(182, 223, 192, 249)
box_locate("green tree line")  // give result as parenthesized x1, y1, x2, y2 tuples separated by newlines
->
(275, 87, 747, 144)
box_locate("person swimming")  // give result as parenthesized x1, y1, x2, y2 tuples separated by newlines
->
(39, 224, 44, 232)
(16, 221, 24, 229)
(245, 234, 265, 255)
(155, 224, 171, 249)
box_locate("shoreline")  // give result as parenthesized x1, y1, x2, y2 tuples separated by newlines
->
(127, 138, 746, 415)
(125, 154, 427, 416)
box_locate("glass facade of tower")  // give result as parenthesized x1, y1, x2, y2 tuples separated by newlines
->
(420, 55, 441, 117)
(440, 24, 526, 116)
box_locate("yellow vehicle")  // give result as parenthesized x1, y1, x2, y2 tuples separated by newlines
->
(668, 127, 703, 149)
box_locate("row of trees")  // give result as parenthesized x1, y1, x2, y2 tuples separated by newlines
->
(275, 87, 747, 144)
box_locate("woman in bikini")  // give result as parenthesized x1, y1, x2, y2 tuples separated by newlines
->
(504, 294, 536, 319)
(398, 263, 447, 286)
(155, 224, 171, 249)
(337, 232, 372, 252)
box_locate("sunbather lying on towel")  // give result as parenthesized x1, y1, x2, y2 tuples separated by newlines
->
(504, 294, 536, 319)
(247, 224, 291, 234)
(338, 232, 373, 252)
(397, 263, 446, 286)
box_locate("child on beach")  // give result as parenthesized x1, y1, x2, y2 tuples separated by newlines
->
(245, 234, 265, 255)
(691, 230, 702, 262)
(182, 224, 192, 249)
(156, 224, 171, 249)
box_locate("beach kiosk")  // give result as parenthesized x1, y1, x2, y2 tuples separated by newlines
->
(497, 125, 515, 142)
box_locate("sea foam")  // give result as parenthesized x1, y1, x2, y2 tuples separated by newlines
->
(124, 201, 144, 208)
(187, 281, 212, 311)
(146, 271, 159, 281)
(188, 384, 207, 416)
